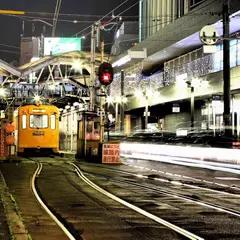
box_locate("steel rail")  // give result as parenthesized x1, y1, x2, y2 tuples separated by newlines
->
(81, 168, 240, 218)
(70, 163, 204, 240)
(79, 163, 240, 196)
(31, 162, 76, 240)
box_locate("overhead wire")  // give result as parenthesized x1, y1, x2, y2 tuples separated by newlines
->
(0, 49, 20, 55)
(0, 44, 20, 49)
(52, 0, 62, 36)
(11, 14, 95, 24)
(72, 0, 129, 37)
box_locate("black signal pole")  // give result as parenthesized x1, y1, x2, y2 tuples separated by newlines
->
(223, 0, 231, 136)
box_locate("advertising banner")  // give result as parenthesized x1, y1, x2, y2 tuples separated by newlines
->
(102, 143, 120, 163)
(0, 129, 7, 158)
(44, 38, 81, 56)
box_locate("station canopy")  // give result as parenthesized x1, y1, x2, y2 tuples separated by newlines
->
(0, 50, 111, 78)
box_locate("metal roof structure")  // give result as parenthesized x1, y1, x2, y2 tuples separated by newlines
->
(0, 50, 112, 79)
(0, 50, 113, 109)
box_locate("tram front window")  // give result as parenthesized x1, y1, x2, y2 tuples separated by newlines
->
(30, 115, 48, 129)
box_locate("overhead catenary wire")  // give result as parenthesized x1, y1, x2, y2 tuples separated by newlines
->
(52, 0, 62, 37)
(0, 44, 20, 49)
(72, 0, 130, 37)
(0, 49, 20, 55)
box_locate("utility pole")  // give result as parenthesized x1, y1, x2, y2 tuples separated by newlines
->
(90, 24, 96, 111)
(100, 41, 105, 142)
(223, 0, 231, 136)
(120, 70, 124, 132)
(145, 95, 149, 130)
(190, 86, 195, 130)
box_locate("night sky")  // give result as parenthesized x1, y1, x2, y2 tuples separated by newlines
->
(0, 0, 138, 63)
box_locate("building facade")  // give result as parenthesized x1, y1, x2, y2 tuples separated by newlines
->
(140, 0, 207, 40)
(110, 0, 240, 133)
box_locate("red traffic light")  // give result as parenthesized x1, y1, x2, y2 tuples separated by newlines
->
(103, 73, 110, 81)
(99, 62, 113, 85)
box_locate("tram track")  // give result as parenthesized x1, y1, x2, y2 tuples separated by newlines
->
(72, 162, 240, 240)
(2, 157, 240, 239)
(76, 162, 240, 195)
(31, 161, 76, 240)
(70, 162, 203, 240)
(27, 158, 186, 240)
(79, 167, 240, 217)
(0, 159, 71, 240)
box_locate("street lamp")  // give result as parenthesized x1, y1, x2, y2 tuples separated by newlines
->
(176, 77, 209, 130)
(135, 89, 160, 130)
(106, 95, 127, 131)
(32, 19, 53, 27)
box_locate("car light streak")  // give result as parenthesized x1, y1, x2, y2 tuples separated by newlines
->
(121, 143, 240, 175)
(120, 142, 240, 167)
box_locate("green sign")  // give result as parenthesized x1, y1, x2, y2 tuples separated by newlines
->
(44, 37, 81, 56)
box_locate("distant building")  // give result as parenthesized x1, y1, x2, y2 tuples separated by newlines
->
(140, 0, 207, 40)
(20, 37, 41, 66)
(111, 22, 139, 56)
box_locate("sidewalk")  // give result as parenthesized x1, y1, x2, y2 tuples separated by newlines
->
(0, 169, 29, 240)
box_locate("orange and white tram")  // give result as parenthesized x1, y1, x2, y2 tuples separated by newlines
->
(15, 104, 59, 154)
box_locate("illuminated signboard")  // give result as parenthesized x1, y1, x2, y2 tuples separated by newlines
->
(44, 38, 81, 56)
(0, 129, 7, 158)
(102, 143, 121, 163)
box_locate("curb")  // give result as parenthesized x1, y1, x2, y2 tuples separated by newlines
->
(0, 170, 30, 240)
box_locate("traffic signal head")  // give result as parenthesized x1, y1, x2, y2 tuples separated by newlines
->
(98, 62, 113, 85)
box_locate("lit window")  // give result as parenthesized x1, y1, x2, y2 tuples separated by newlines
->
(30, 115, 48, 129)
(22, 115, 27, 129)
(50, 114, 56, 130)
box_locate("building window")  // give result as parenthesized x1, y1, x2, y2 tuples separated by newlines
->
(22, 115, 27, 129)
(30, 115, 48, 129)
(190, 0, 206, 10)
(50, 114, 56, 130)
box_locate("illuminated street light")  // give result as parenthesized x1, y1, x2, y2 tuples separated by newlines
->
(201, 80, 209, 88)
(122, 97, 128, 103)
(176, 78, 188, 88)
(72, 60, 83, 73)
(106, 96, 113, 103)
(146, 89, 153, 97)
(115, 96, 122, 103)
(153, 91, 160, 98)
(191, 78, 201, 88)
(135, 90, 143, 98)
(0, 88, 6, 96)
(34, 95, 40, 101)
(176, 77, 209, 129)
(135, 89, 160, 129)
